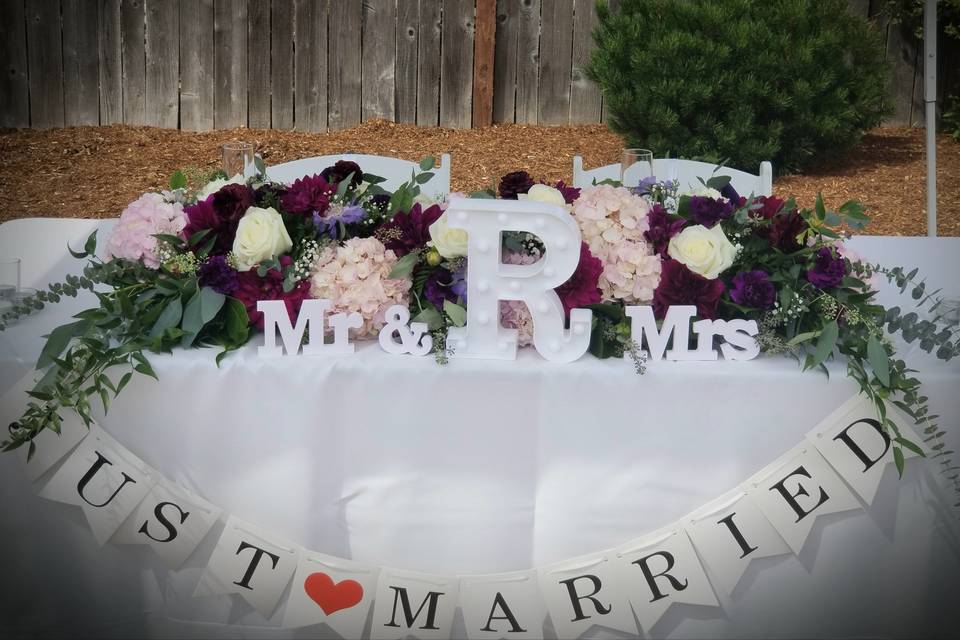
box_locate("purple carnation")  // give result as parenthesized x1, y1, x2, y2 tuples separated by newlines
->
(729, 270, 776, 309)
(281, 174, 334, 215)
(644, 204, 687, 256)
(498, 171, 535, 199)
(321, 160, 363, 188)
(688, 196, 734, 228)
(376, 203, 444, 256)
(198, 255, 239, 295)
(551, 180, 581, 205)
(806, 247, 846, 289)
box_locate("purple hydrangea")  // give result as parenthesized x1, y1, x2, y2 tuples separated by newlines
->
(806, 247, 847, 289)
(198, 255, 239, 295)
(689, 196, 734, 228)
(729, 270, 776, 309)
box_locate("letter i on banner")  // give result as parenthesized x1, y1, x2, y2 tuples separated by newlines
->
(613, 525, 719, 635)
(458, 570, 546, 640)
(111, 478, 222, 569)
(38, 423, 155, 545)
(808, 394, 924, 505)
(282, 551, 380, 636)
(370, 568, 459, 640)
(195, 515, 299, 618)
(745, 445, 861, 555)
(685, 488, 791, 596)
(536, 551, 638, 638)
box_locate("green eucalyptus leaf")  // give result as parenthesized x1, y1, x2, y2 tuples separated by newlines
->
(867, 335, 890, 387)
(388, 251, 420, 279)
(412, 306, 444, 331)
(37, 320, 90, 370)
(169, 169, 187, 190)
(419, 156, 436, 171)
(443, 300, 467, 327)
(808, 320, 838, 369)
(149, 297, 183, 339)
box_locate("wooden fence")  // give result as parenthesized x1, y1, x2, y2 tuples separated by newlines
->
(0, 0, 954, 131)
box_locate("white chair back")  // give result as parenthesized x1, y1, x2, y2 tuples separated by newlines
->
(0, 218, 117, 290)
(572, 156, 773, 197)
(267, 153, 452, 199)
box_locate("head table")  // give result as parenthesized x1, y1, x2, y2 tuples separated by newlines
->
(0, 220, 958, 639)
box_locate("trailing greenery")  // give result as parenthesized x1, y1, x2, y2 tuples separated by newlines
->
(587, 0, 889, 172)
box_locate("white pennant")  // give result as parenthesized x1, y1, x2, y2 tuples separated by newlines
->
(745, 445, 861, 555)
(613, 525, 719, 635)
(685, 488, 791, 596)
(195, 515, 299, 618)
(38, 423, 155, 545)
(370, 568, 459, 640)
(458, 570, 546, 640)
(282, 551, 380, 637)
(20, 411, 88, 483)
(111, 477, 222, 569)
(808, 394, 923, 504)
(536, 550, 637, 638)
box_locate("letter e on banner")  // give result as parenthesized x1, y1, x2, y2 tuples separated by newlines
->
(370, 568, 458, 640)
(458, 570, 546, 640)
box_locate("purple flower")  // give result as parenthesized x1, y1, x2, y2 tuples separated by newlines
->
(313, 203, 367, 240)
(807, 247, 846, 289)
(450, 262, 467, 302)
(633, 176, 659, 196)
(551, 180, 581, 205)
(320, 160, 363, 188)
(653, 259, 726, 320)
(375, 203, 444, 256)
(198, 255, 239, 295)
(688, 196, 734, 228)
(729, 270, 776, 309)
(281, 174, 334, 215)
(423, 268, 460, 308)
(498, 171, 535, 199)
(644, 204, 687, 256)
(720, 182, 741, 203)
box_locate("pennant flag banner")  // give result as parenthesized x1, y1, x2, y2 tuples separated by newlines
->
(19, 394, 939, 638)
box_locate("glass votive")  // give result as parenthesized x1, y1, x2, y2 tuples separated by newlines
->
(0, 258, 21, 301)
(621, 148, 654, 188)
(222, 141, 256, 179)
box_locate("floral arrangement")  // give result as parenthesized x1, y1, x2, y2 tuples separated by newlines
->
(1, 159, 958, 498)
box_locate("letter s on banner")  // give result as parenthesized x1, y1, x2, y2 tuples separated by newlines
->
(443, 197, 592, 363)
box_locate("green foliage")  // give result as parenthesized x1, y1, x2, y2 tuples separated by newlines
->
(882, 0, 960, 42)
(943, 94, 960, 142)
(587, 0, 889, 172)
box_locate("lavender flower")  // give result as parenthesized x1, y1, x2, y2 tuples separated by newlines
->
(198, 255, 239, 295)
(313, 203, 367, 240)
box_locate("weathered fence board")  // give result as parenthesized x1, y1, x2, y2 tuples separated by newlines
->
(213, 0, 247, 129)
(396, 0, 419, 124)
(25, 0, 66, 128)
(270, 0, 295, 130)
(362, 0, 397, 122)
(247, 0, 272, 129)
(294, 0, 328, 132)
(0, 0, 948, 131)
(179, 0, 214, 131)
(416, 0, 442, 126)
(146, 0, 179, 128)
(121, 0, 146, 125)
(440, 0, 475, 128)
(328, 0, 361, 129)
(63, 0, 101, 126)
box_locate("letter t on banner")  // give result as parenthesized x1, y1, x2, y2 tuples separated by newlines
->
(195, 515, 299, 618)
(444, 197, 592, 362)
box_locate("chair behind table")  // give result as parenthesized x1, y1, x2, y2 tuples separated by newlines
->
(572, 156, 773, 197)
(0, 218, 117, 290)
(267, 153, 452, 199)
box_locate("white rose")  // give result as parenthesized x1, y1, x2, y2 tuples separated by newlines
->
(684, 184, 724, 200)
(428, 212, 469, 259)
(232, 206, 293, 271)
(196, 173, 245, 200)
(518, 184, 566, 206)
(667, 224, 736, 279)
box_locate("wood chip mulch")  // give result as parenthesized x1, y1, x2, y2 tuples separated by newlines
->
(0, 121, 957, 236)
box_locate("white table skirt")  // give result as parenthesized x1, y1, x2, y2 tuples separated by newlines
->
(1, 222, 959, 638)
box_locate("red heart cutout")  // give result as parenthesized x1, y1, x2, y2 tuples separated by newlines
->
(304, 572, 364, 616)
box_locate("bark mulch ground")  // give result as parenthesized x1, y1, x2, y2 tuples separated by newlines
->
(0, 121, 957, 236)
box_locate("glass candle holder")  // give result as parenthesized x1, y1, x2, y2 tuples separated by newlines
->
(621, 148, 654, 188)
(222, 141, 256, 179)
(0, 258, 21, 301)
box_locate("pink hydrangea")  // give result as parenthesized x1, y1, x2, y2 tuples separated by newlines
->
(500, 300, 535, 347)
(571, 185, 661, 303)
(309, 237, 411, 337)
(106, 193, 187, 269)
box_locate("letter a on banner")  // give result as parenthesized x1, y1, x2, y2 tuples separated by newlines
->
(370, 568, 458, 640)
(195, 515, 299, 618)
(458, 569, 546, 639)
(613, 526, 719, 634)
(38, 423, 154, 545)
(685, 488, 791, 596)
(282, 551, 380, 637)
(808, 394, 923, 504)
(536, 551, 637, 638)
(746, 445, 861, 555)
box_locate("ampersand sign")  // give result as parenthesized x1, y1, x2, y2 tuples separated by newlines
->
(378, 305, 433, 356)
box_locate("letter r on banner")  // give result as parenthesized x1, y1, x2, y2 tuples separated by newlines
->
(444, 197, 592, 363)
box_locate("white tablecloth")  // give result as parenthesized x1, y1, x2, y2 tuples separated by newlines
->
(1, 220, 959, 638)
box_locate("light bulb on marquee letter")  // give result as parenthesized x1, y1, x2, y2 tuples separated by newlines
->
(444, 197, 592, 362)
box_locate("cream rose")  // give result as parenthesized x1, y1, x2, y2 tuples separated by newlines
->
(667, 224, 736, 279)
(232, 206, 293, 271)
(518, 184, 566, 206)
(196, 173, 244, 200)
(428, 212, 468, 259)
(684, 184, 724, 200)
